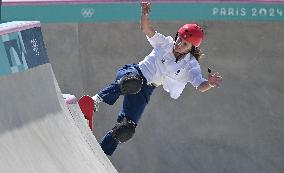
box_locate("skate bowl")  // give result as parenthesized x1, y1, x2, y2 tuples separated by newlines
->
(0, 21, 117, 173)
(2, 1, 284, 173)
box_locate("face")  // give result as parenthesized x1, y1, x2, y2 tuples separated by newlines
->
(174, 36, 193, 54)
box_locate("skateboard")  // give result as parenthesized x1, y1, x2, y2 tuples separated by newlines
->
(78, 95, 95, 131)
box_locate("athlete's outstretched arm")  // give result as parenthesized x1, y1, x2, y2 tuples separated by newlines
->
(140, 2, 155, 38)
(198, 71, 222, 92)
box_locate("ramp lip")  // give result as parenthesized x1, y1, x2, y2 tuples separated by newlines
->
(0, 21, 41, 36)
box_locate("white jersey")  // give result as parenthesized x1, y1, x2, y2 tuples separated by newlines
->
(138, 32, 207, 99)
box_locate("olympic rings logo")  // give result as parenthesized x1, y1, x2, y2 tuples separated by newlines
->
(81, 8, 95, 18)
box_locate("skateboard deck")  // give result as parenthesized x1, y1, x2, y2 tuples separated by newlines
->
(78, 95, 94, 131)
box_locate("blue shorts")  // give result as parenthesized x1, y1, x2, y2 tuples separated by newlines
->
(98, 64, 156, 124)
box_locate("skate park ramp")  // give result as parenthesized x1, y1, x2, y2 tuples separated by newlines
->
(3, 1, 284, 173)
(0, 22, 117, 173)
(0, 64, 117, 173)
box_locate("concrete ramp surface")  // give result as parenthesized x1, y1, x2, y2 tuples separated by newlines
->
(0, 63, 117, 173)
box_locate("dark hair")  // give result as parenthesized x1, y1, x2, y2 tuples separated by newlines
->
(189, 46, 204, 62)
(174, 32, 204, 62)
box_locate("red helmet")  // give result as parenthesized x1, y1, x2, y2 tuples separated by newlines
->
(177, 23, 204, 47)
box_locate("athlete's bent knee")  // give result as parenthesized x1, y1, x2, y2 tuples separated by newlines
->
(111, 117, 137, 143)
(118, 73, 142, 95)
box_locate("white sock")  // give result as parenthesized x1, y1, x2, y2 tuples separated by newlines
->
(92, 94, 103, 104)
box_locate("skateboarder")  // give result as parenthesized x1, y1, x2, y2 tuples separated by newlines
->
(91, 1, 222, 156)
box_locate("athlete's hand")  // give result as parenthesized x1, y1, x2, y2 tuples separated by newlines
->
(140, 1, 151, 16)
(208, 72, 222, 88)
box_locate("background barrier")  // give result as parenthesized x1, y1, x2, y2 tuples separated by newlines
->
(0, 21, 48, 75)
(2, 1, 284, 22)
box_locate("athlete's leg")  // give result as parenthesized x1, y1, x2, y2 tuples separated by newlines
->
(96, 82, 121, 105)
(95, 64, 142, 106)
(100, 84, 155, 156)
(100, 132, 119, 156)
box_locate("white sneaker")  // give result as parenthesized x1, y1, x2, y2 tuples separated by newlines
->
(92, 94, 102, 112)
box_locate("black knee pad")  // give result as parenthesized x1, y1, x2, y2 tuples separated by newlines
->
(111, 117, 137, 143)
(118, 73, 142, 95)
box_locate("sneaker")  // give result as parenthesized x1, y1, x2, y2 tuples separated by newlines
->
(94, 101, 99, 112)
(92, 94, 102, 112)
